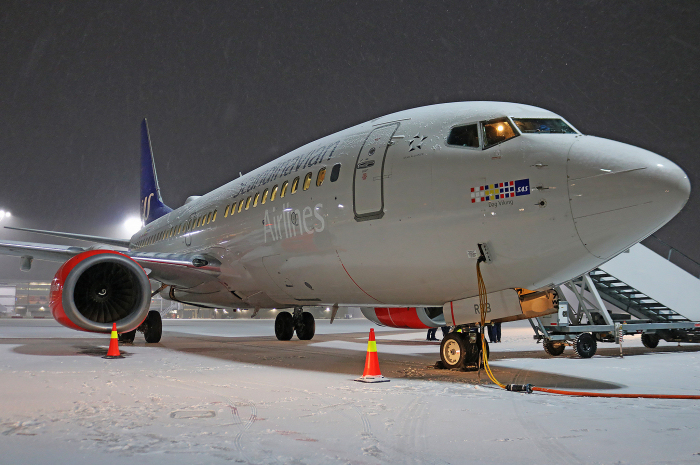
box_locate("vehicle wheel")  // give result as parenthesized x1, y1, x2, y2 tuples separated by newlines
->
(275, 312, 294, 341)
(119, 329, 136, 344)
(440, 333, 467, 369)
(543, 340, 565, 356)
(573, 333, 597, 358)
(641, 332, 660, 348)
(143, 311, 162, 343)
(295, 311, 315, 340)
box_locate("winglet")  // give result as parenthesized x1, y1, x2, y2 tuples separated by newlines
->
(141, 119, 173, 225)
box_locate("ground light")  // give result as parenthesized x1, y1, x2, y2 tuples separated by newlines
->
(123, 216, 143, 236)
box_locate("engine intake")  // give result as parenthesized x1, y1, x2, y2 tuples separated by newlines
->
(50, 250, 151, 333)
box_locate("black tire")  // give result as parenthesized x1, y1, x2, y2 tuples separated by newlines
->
(275, 312, 294, 341)
(641, 333, 660, 349)
(543, 340, 565, 356)
(119, 329, 136, 344)
(143, 311, 162, 343)
(440, 333, 467, 369)
(295, 311, 315, 340)
(573, 333, 597, 358)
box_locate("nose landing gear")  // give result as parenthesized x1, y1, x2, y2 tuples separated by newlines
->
(274, 307, 316, 341)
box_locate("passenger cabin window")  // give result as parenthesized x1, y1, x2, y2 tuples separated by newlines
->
(316, 167, 326, 186)
(447, 124, 479, 148)
(291, 177, 299, 194)
(206, 212, 212, 224)
(261, 189, 268, 204)
(253, 192, 259, 207)
(245, 196, 251, 210)
(238, 200, 244, 213)
(511, 118, 577, 134)
(270, 185, 278, 201)
(330, 163, 341, 182)
(303, 172, 312, 191)
(212, 210, 217, 221)
(482, 118, 518, 149)
(224, 205, 230, 217)
(280, 181, 288, 198)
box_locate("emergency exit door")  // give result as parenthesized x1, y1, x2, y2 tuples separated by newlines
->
(353, 123, 399, 220)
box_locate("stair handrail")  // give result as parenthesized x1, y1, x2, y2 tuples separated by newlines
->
(642, 235, 700, 278)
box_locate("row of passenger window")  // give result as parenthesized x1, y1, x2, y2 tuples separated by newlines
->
(135, 163, 341, 249)
(135, 208, 218, 248)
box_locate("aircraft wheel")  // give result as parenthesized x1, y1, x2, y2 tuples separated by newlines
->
(641, 333, 660, 348)
(440, 333, 467, 369)
(275, 312, 294, 341)
(543, 340, 565, 356)
(295, 311, 315, 340)
(119, 329, 136, 344)
(143, 311, 162, 343)
(573, 333, 596, 358)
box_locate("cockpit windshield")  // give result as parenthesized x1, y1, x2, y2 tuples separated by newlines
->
(512, 118, 577, 134)
(482, 118, 518, 149)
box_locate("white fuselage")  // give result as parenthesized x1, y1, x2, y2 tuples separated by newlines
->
(130, 102, 690, 310)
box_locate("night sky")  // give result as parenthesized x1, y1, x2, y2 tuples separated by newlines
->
(1, 1, 699, 280)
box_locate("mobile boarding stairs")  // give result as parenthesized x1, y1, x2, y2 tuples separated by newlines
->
(531, 237, 700, 358)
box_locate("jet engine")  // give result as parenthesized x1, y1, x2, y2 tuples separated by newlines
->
(361, 307, 445, 329)
(49, 250, 152, 333)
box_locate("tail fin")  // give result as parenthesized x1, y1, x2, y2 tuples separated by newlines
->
(140, 119, 173, 225)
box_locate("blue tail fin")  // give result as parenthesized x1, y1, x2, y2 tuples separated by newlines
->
(140, 119, 172, 225)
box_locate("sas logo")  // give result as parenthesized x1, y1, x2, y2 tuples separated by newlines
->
(471, 179, 530, 203)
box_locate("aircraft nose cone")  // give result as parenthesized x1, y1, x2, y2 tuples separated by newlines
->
(568, 136, 690, 259)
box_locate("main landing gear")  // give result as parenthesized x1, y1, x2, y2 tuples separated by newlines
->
(439, 329, 489, 370)
(117, 310, 162, 344)
(275, 307, 315, 341)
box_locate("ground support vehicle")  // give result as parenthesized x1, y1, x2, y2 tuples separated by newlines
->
(530, 270, 700, 358)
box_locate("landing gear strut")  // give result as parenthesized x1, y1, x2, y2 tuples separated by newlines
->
(274, 307, 315, 341)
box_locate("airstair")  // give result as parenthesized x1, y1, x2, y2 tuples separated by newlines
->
(531, 236, 700, 357)
(588, 269, 691, 323)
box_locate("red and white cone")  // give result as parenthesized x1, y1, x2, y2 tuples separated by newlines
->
(103, 323, 124, 359)
(355, 328, 389, 383)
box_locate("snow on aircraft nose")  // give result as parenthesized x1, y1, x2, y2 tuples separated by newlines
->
(567, 136, 690, 260)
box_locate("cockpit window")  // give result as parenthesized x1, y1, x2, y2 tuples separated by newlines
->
(512, 118, 576, 134)
(482, 118, 518, 149)
(447, 124, 479, 148)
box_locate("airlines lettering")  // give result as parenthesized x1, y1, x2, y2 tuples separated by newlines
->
(233, 141, 340, 198)
(264, 203, 325, 243)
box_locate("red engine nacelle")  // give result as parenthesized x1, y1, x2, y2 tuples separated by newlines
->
(50, 250, 152, 333)
(361, 307, 445, 329)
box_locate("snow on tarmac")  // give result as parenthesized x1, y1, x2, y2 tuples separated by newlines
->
(1, 320, 700, 464)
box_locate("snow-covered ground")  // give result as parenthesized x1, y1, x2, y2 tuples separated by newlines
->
(1, 319, 699, 464)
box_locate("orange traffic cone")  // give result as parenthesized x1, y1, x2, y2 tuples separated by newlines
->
(355, 328, 389, 383)
(103, 323, 124, 359)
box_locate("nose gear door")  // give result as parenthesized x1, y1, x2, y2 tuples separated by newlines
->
(353, 123, 399, 221)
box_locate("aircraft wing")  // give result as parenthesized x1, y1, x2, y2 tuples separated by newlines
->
(0, 239, 86, 262)
(0, 239, 221, 288)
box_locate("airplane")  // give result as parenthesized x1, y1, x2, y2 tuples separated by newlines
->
(0, 102, 690, 369)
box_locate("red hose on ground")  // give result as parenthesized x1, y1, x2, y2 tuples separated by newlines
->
(531, 386, 700, 399)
